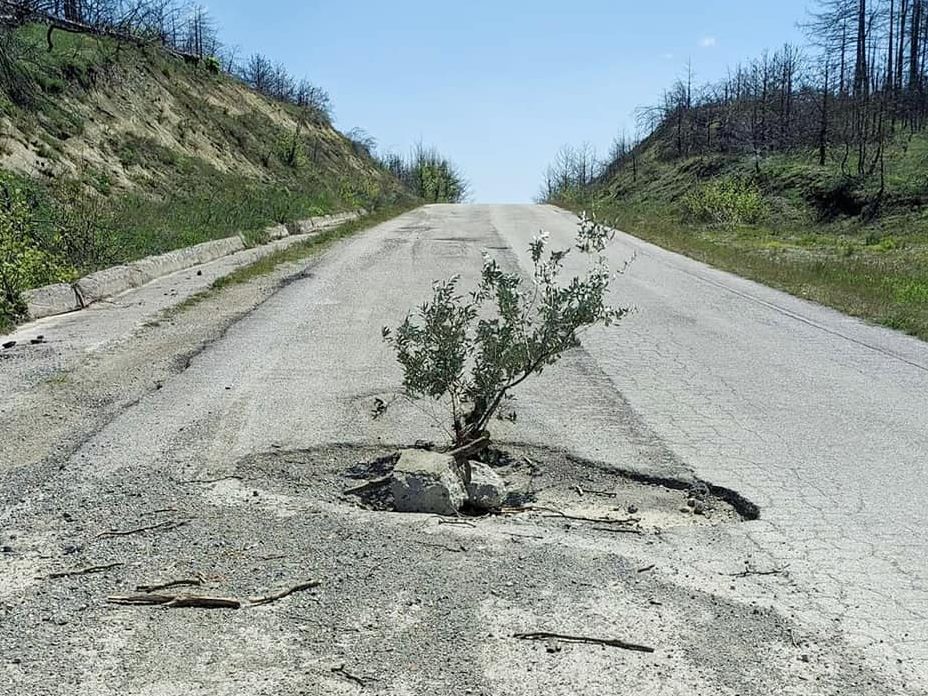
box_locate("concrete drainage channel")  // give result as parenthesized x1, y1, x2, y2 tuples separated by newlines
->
(22, 209, 366, 321)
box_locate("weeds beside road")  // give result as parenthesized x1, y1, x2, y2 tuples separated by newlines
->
(588, 202, 928, 341)
(545, 117, 928, 343)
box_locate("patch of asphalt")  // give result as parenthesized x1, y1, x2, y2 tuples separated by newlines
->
(0, 284, 251, 477)
(0, 219, 394, 479)
(0, 204, 921, 694)
(0, 444, 903, 696)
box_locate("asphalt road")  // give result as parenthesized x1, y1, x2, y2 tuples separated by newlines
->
(2, 203, 926, 694)
(508, 204, 928, 682)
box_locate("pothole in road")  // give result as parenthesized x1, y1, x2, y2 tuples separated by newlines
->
(207, 443, 758, 533)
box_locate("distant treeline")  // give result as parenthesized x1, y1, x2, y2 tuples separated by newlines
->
(339, 134, 469, 203)
(379, 145, 469, 204)
(542, 0, 928, 202)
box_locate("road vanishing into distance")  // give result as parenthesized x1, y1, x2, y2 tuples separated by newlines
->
(2, 204, 927, 695)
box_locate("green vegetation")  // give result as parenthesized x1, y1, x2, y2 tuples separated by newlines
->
(680, 179, 766, 226)
(542, 0, 928, 342)
(605, 205, 928, 337)
(0, 23, 417, 329)
(383, 214, 624, 457)
(0, 173, 119, 330)
(1, 24, 106, 136)
(379, 145, 469, 203)
(550, 134, 928, 339)
(0, 178, 64, 326)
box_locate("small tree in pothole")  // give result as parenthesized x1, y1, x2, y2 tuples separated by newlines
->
(383, 214, 629, 479)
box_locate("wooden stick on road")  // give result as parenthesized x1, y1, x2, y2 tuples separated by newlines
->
(513, 631, 655, 653)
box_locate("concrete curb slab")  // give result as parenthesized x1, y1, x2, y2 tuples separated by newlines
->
(188, 237, 246, 266)
(23, 283, 82, 320)
(129, 250, 187, 283)
(23, 209, 366, 319)
(263, 224, 289, 241)
(74, 265, 148, 306)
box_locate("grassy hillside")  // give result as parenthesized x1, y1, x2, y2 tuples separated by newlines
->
(555, 126, 928, 340)
(0, 24, 412, 327)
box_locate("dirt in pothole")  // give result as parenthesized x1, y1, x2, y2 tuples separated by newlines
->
(214, 442, 756, 536)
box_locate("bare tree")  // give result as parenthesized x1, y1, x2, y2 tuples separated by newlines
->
(542, 0, 928, 203)
(239, 52, 274, 94)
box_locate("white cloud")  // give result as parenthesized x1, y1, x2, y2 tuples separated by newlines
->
(662, 52, 674, 60)
(699, 36, 717, 48)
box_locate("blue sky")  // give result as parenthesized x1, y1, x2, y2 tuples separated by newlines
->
(210, 0, 812, 202)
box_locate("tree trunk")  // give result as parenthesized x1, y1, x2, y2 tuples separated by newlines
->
(820, 62, 830, 166)
(855, 0, 869, 97)
(840, 21, 848, 96)
(910, 0, 922, 90)
(63, 0, 81, 23)
(898, 0, 909, 92)
(888, 0, 896, 92)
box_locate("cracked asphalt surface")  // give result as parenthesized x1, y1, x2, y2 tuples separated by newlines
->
(1, 204, 926, 694)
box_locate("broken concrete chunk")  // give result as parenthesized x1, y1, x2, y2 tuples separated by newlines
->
(391, 449, 466, 515)
(466, 461, 507, 510)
